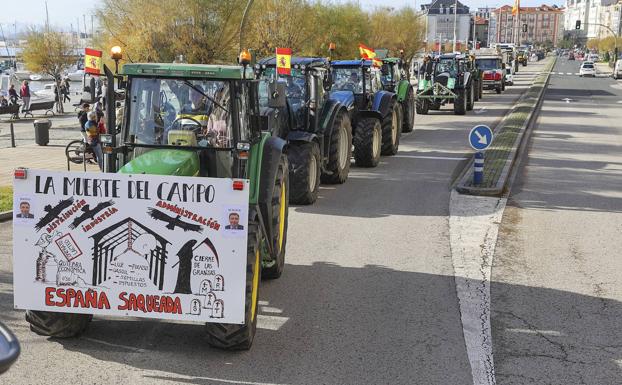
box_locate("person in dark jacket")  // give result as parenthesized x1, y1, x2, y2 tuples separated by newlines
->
(8, 84, 19, 103)
(78, 103, 90, 131)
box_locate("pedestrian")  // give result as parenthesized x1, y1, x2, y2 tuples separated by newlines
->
(78, 103, 90, 131)
(61, 78, 71, 103)
(8, 84, 19, 104)
(83, 110, 104, 171)
(0, 95, 7, 107)
(20, 80, 30, 114)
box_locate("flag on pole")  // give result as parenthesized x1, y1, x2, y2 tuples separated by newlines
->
(276, 48, 292, 75)
(84, 48, 102, 75)
(358, 43, 382, 67)
(512, 0, 520, 16)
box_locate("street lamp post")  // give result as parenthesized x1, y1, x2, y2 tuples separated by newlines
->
(110, 46, 122, 74)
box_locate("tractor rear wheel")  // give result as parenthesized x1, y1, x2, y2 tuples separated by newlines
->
(474, 80, 480, 102)
(402, 88, 415, 133)
(321, 111, 352, 184)
(25, 310, 92, 338)
(478, 79, 483, 99)
(289, 142, 320, 205)
(416, 97, 429, 115)
(467, 83, 475, 111)
(353, 118, 381, 167)
(381, 100, 401, 155)
(263, 154, 289, 279)
(206, 212, 261, 350)
(454, 88, 467, 115)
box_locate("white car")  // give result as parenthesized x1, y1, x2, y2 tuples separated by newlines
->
(579, 62, 596, 77)
(587, 54, 599, 62)
(613, 59, 622, 80)
(504, 66, 514, 85)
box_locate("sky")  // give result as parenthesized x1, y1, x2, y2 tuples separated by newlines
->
(0, 0, 565, 33)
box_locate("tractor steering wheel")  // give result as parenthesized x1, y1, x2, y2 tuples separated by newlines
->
(170, 116, 203, 133)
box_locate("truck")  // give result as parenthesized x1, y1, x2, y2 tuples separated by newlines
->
(474, 50, 506, 94)
(254, 56, 352, 204)
(17, 58, 290, 351)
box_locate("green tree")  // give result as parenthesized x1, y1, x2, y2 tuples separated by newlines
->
(22, 29, 75, 80)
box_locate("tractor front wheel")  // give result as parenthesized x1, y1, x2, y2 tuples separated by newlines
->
(25, 310, 92, 338)
(289, 142, 320, 205)
(353, 118, 381, 167)
(206, 213, 261, 350)
(467, 83, 475, 111)
(381, 100, 402, 156)
(402, 88, 415, 133)
(321, 111, 352, 184)
(416, 97, 429, 115)
(454, 88, 467, 115)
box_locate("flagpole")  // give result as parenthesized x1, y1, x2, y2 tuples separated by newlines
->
(452, 0, 458, 52)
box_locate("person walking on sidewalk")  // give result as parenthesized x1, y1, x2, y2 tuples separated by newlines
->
(20, 80, 31, 114)
(8, 84, 19, 104)
(78, 103, 90, 131)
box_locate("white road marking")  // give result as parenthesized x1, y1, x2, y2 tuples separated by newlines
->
(394, 155, 468, 161)
(450, 191, 507, 385)
(566, 72, 573, 75)
(257, 314, 289, 331)
(506, 328, 563, 336)
(82, 337, 148, 353)
(143, 371, 288, 385)
(617, 100, 622, 103)
(475, 107, 488, 114)
(562, 98, 572, 103)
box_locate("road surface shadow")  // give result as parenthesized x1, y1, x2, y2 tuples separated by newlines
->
(2, 263, 621, 385)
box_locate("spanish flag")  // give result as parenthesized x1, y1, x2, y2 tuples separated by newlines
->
(512, 0, 520, 16)
(276, 48, 292, 75)
(84, 48, 102, 75)
(359, 43, 382, 67)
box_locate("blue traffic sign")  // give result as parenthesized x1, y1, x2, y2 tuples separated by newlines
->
(469, 125, 493, 151)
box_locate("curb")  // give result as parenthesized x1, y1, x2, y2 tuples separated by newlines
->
(0, 211, 12, 222)
(455, 57, 556, 196)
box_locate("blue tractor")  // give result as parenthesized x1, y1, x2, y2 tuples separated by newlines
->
(255, 57, 352, 204)
(329, 60, 401, 167)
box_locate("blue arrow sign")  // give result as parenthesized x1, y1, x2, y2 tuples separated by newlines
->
(469, 125, 493, 151)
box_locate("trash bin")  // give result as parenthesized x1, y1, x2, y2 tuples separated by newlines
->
(33, 119, 51, 146)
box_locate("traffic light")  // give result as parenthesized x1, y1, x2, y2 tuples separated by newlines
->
(575, 20, 581, 29)
(522, 24, 528, 33)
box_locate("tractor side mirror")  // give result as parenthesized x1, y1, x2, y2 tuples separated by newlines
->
(268, 81, 286, 108)
(323, 71, 333, 91)
(0, 322, 20, 375)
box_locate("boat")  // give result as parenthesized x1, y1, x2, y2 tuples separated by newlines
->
(34, 83, 56, 98)
(29, 73, 54, 81)
(67, 69, 84, 82)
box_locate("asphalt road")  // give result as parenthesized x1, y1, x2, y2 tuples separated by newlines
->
(492, 57, 622, 384)
(0, 60, 547, 385)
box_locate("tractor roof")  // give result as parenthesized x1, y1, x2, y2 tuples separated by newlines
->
(122, 63, 250, 79)
(331, 59, 372, 67)
(257, 56, 329, 68)
(382, 57, 402, 64)
(436, 53, 466, 60)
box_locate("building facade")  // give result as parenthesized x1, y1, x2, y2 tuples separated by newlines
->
(491, 4, 565, 46)
(564, 0, 622, 42)
(422, 0, 471, 49)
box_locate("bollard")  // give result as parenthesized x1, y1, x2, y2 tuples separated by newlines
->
(10, 122, 15, 148)
(474, 151, 484, 185)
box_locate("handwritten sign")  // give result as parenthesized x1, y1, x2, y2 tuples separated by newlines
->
(13, 170, 249, 324)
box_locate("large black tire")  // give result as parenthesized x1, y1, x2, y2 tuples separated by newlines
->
(495, 86, 502, 94)
(321, 111, 352, 184)
(467, 83, 475, 111)
(381, 101, 401, 156)
(429, 100, 441, 110)
(416, 97, 429, 115)
(353, 118, 381, 168)
(206, 212, 261, 350)
(478, 78, 483, 99)
(262, 154, 289, 279)
(454, 88, 467, 115)
(288, 142, 320, 205)
(25, 310, 92, 338)
(402, 88, 415, 133)
(502, 80, 506, 92)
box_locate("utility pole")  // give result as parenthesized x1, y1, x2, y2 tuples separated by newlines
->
(45, 0, 50, 33)
(453, 0, 459, 51)
(91, 15, 94, 38)
(83, 14, 87, 38)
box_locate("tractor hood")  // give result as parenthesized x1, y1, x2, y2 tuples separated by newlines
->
(328, 90, 355, 109)
(119, 149, 199, 176)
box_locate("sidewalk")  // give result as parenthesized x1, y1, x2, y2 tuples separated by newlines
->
(0, 100, 99, 188)
(595, 62, 613, 75)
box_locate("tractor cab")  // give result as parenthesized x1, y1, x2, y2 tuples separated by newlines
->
(330, 60, 383, 112)
(113, 63, 269, 179)
(380, 57, 407, 92)
(255, 57, 331, 136)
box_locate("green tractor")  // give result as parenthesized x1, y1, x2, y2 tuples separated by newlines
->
(24, 61, 289, 350)
(416, 53, 474, 115)
(380, 57, 415, 133)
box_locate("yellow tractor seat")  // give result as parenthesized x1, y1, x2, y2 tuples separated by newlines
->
(167, 130, 198, 146)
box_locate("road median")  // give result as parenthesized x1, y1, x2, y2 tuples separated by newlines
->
(455, 56, 556, 196)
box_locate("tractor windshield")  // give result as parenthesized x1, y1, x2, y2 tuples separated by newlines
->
(331, 67, 364, 93)
(436, 59, 457, 77)
(127, 78, 233, 148)
(475, 59, 501, 70)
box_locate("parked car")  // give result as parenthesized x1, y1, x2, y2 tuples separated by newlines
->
(579, 62, 596, 77)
